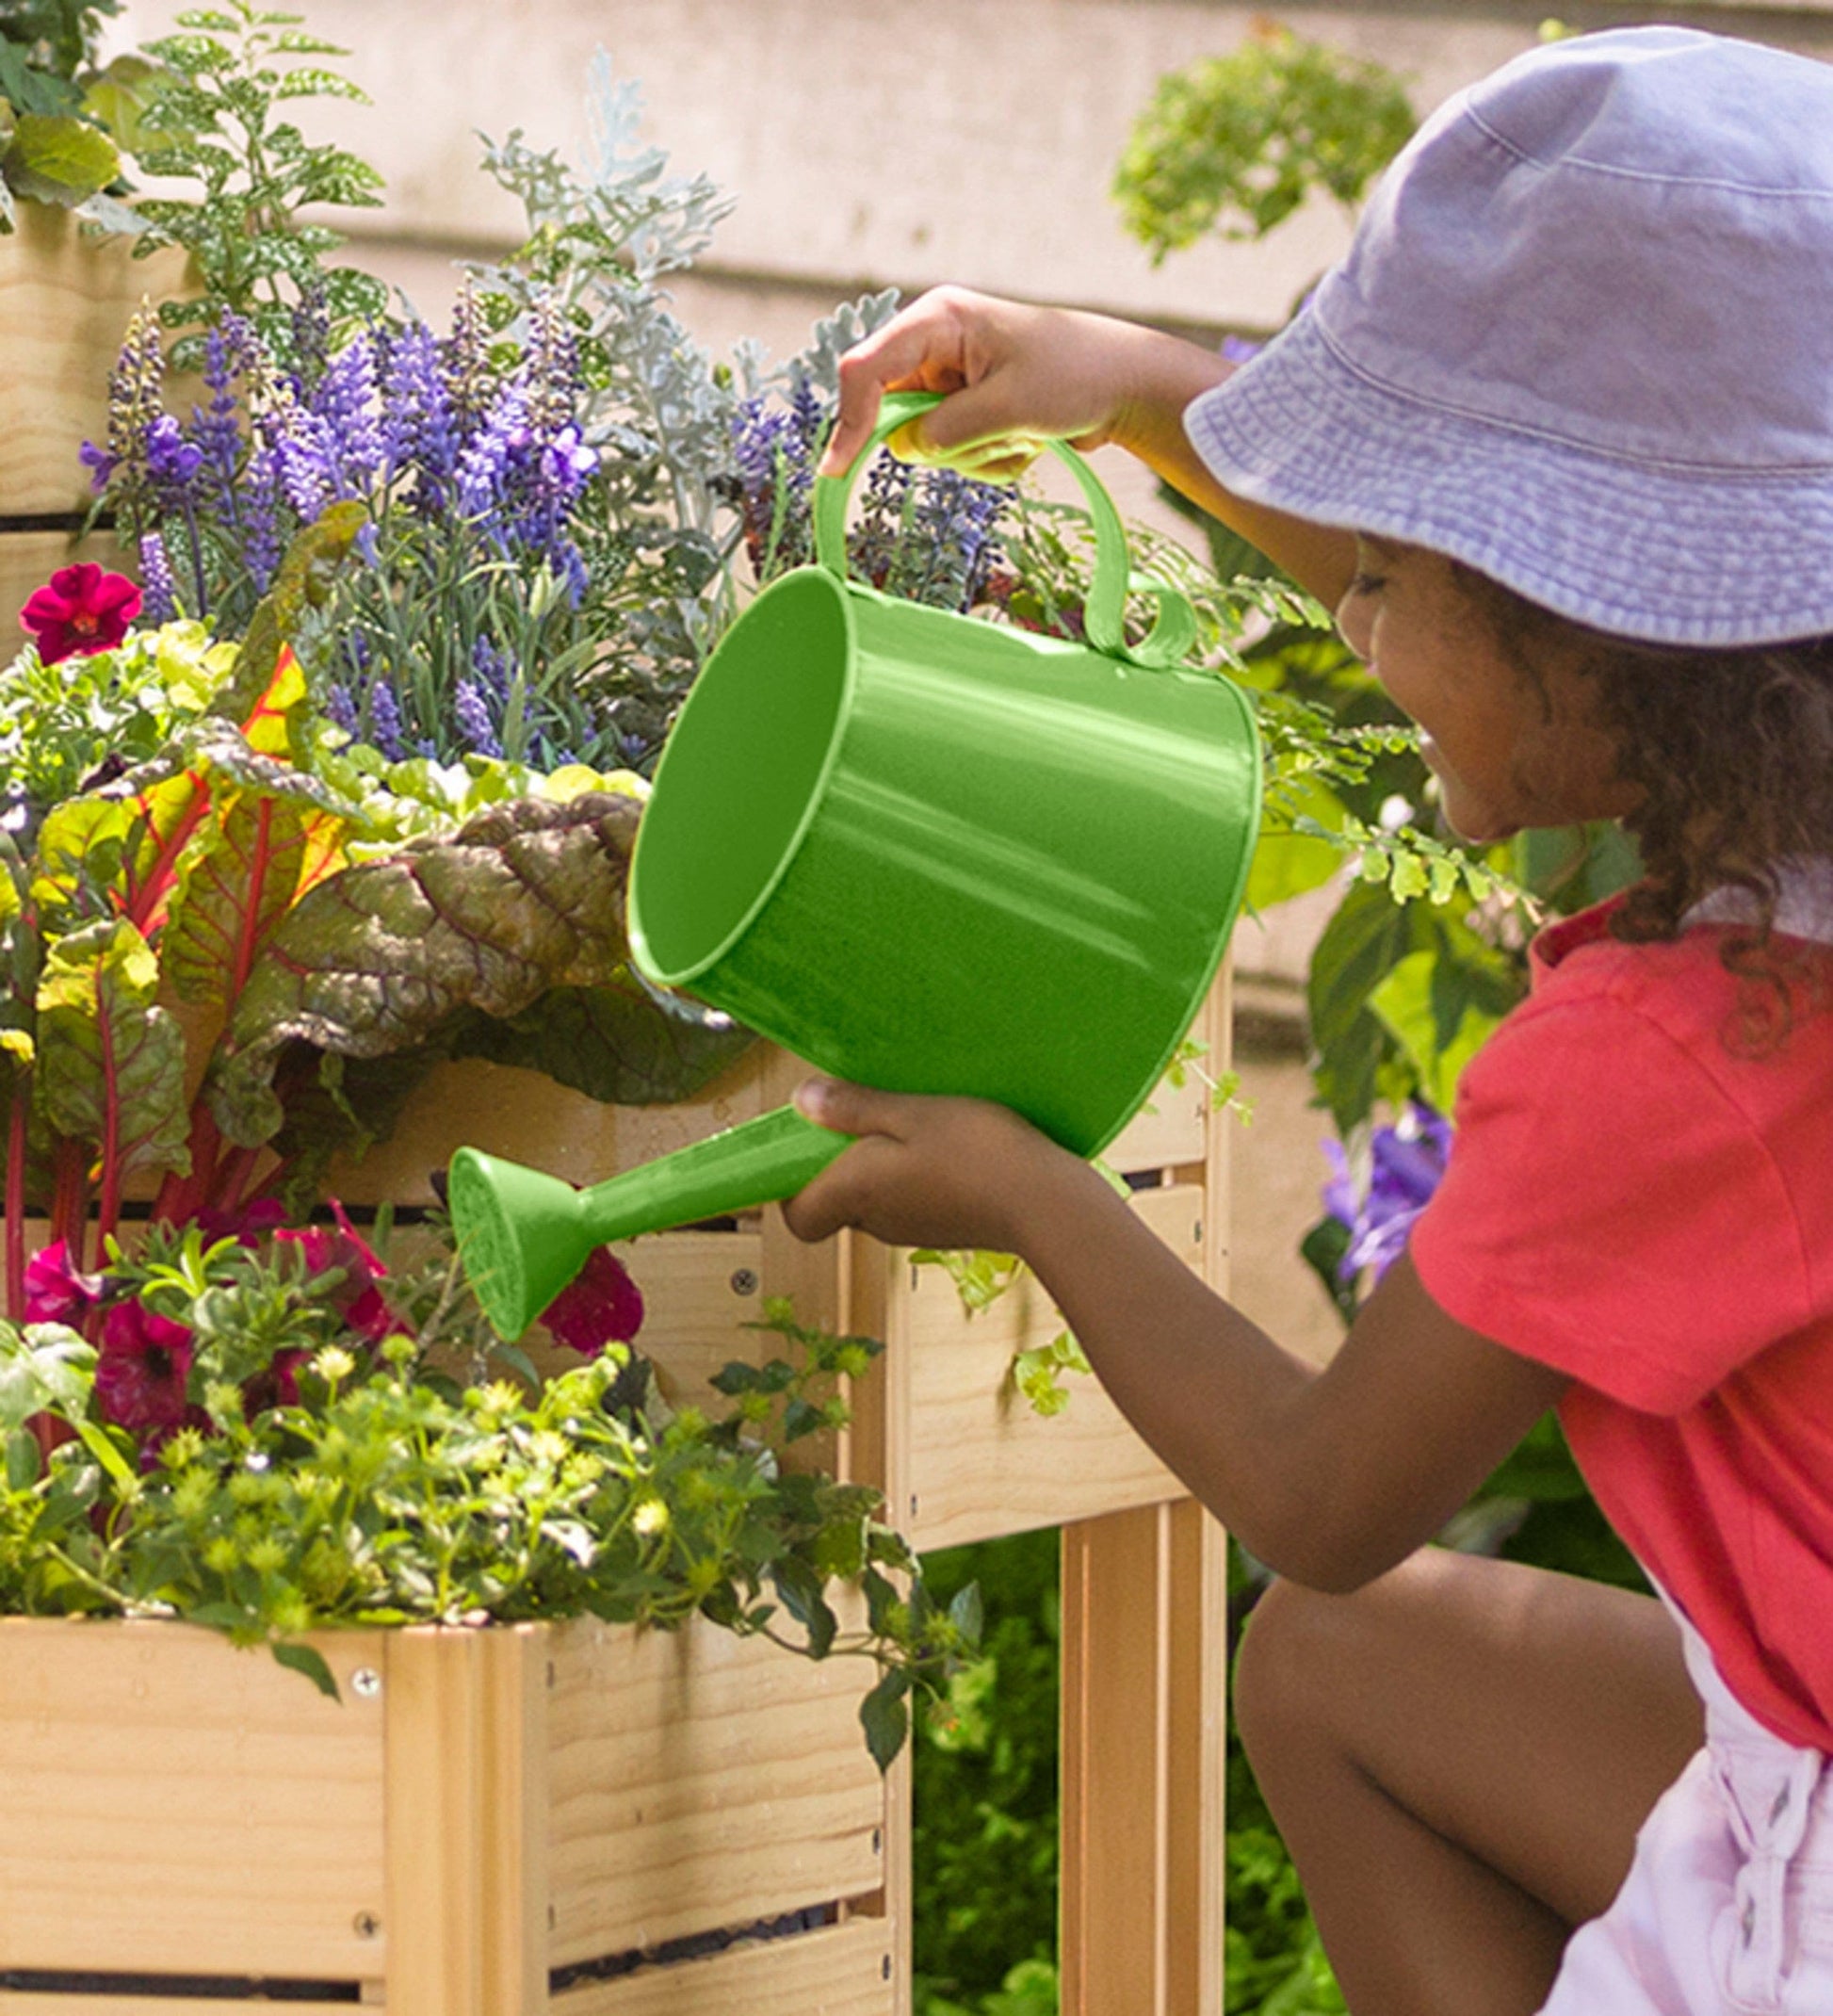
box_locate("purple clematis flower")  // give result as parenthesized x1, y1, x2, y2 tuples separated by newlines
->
(1321, 1100, 1452, 1283)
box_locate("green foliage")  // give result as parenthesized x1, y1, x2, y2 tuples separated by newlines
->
(1114, 24, 1416, 263)
(0, 0, 125, 221)
(122, 2, 387, 361)
(914, 1529, 1062, 2012)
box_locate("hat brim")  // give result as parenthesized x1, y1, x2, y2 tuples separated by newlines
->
(1184, 312, 1833, 648)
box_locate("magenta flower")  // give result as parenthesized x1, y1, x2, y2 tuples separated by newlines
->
(540, 1245, 645, 1357)
(95, 1301, 195, 1432)
(274, 1201, 403, 1343)
(19, 563, 142, 664)
(24, 1240, 101, 1326)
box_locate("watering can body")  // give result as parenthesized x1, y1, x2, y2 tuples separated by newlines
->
(449, 393, 1262, 1340)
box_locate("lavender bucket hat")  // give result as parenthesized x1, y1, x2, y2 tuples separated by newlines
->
(1183, 25, 1833, 646)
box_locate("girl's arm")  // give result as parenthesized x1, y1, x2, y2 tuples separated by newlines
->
(783, 1080, 1567, 1595)
(820, 286, 1359, 610)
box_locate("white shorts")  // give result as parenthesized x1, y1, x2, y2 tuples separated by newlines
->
(1539, 1591, 1833, 2016)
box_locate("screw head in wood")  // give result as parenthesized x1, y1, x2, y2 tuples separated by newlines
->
(729, 1268, 758, 1296)
(350, 1666, 381, 1699)
(354, 1911, 381, 1938)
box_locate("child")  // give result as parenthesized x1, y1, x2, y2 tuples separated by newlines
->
(781, 25, 1833, 2016)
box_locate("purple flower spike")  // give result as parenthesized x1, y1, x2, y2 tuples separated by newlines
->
(138, 529, 178, 624)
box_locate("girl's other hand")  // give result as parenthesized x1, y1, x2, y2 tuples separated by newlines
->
(818, 285, 1179, 484)
(780, 1075, 1083, 1254)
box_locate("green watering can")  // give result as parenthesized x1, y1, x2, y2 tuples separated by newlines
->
(448, 391, 1262, 1340)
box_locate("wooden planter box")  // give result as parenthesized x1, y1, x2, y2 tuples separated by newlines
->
(0, 1611, 894, 2013)
(8, 979, 1232, 2012)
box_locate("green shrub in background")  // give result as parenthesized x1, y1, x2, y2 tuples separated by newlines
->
(914, 1528, 1062, 2015)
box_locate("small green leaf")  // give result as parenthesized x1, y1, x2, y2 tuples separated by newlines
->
(860, 1666, 913, 1770)
(4, 113, 120, 207)
(5, 1428, 41, 1490)
(74, 1419, 138, 1490)
(271, 1641, 341, 1699)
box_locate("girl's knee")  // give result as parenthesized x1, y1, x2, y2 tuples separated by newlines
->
(1233, 1551, 1452, 1758)
(1232, 1573, 1352, 1759)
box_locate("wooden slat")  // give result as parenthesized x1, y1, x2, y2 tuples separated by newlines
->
(892, 1182, 1196, 1551)
(381, 1625, 546, 2016)
(0, 1998, 368, 2014)
(1060, 1502, 1227, 2016)
(545, 1615, 884, 1969)
(551, 1917, 894, 2016)
(0, 1619, 387, 1979)
(324, 1044, 777, 1209)
(1059, 967, 1233, 2016)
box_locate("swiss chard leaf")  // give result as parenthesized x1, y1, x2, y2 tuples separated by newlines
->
(207, 790, 748, 1146)
(34, 917, 190, 1186)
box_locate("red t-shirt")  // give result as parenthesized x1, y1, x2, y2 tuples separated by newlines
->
(1409, 900, 1833, 1750)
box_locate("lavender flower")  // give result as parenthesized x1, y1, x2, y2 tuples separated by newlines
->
(443, 276, 497, 447)
(732, 391, 816, 577)
(100, 305, 170, 506)
(1321, 1101, 1452, 1283)
(366, 681, 407, 761)
(138, 530, 178, 624)
(324, 683, 361, 737)
(79, 439, 119, 493)
(194, 313, 255, 522)
(288, 284, 333, 395)
(383, 321, 463, 512)
(312, 335, 383, 496)
(237, 446, 284, 593)
(457, 380, 531, 528)
(453, 678, 504, 757)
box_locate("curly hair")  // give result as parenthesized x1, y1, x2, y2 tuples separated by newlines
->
(1448, 561, 1833, 1049)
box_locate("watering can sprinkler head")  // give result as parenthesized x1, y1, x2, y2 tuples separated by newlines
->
(449, 1109, 854, 1341)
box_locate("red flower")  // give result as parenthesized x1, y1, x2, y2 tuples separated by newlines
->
(95, 1300, 195, 1432)
(540, 1245, 645, 1357)
(274, 1200, 404, 1343)
(23, 1239, 101, 1326)
(19, 563, 142, 664)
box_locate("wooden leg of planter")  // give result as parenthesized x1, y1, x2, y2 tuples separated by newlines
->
(1060, 1498, 1227, 2016)
(383, 1625, 549, 2016)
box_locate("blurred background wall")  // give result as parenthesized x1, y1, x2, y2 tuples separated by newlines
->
(107, 0, 1833, 1362)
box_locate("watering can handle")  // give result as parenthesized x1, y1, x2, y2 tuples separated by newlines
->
(812, 390, 1201, 671)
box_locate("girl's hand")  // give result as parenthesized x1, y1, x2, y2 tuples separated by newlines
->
(780, 1076, 1079, 1254)
(819, 285, 1205, 484)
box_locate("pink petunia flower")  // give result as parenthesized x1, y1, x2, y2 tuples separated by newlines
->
(95, 1300, 195, 1432)
(23, 1239, 101, 1326)
(19, 563, 142, 664)
(540, 1244, 645, 1357)
(274, 1200, 403, 1343)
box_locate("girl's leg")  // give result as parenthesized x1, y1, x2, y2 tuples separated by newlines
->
(1232, 1548, 1704, 2016)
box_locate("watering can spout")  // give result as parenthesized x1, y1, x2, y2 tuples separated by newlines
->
(448, 1106, 852, 1341)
